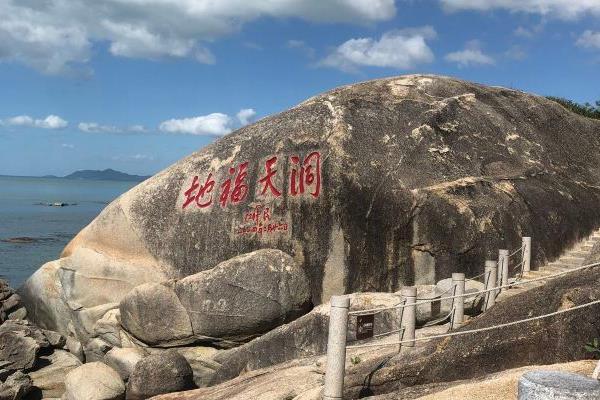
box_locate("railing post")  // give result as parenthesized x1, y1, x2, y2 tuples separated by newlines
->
(522, 237, 532, 273)
(499, 249, 509, 292)
(484, 260, 497, 311)
(323, 296, 350, 400)
(451, 273, 465, 330)
(400, 286, 416, 348)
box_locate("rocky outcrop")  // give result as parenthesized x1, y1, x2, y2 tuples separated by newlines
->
(126, 350, 195, 399)
(20, 75, 600, 343)
(0, 279, 26, 323)
(119, 249, 311, 347)
(63, 362, 125, 400)
(28, 350, 82, 398)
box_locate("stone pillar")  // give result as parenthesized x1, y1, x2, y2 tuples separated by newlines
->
(484, 260, 497, 311)
(323, 296, 350, 400)
(400, 286, 417, 348)
(499, 249, 509, 292)
(522, 236, 532, 273)
(451, 273, 465, 330)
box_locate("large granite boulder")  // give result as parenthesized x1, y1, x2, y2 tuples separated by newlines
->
(63, 362, 125, 400)
(119, 249, 311, 346)
(126, 350, 195, 399)
(28, 350, 82, 398)
(20, 74, 600, 340)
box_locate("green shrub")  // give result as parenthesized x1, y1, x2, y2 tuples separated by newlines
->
(584, 338, 600, 359)
(547, 97, 600, 120)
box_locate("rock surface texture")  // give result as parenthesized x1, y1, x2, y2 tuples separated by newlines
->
(63, 362, 125, 400)
(19, 75, 600, 344)
(119, 249, 310, 347)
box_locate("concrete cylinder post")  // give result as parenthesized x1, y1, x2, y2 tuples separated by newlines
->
(323, 296, 350, 400)
(484, 260, 497, 311)
(499, 249, 509, 292)
(451, 273, 465, 330)
(522, 236, 532, 273)
(400, 286, 417, 348)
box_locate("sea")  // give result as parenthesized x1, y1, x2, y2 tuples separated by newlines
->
(0, 176, 138, 287)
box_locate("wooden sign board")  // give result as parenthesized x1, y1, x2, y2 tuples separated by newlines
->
(356, 314, 375, 340)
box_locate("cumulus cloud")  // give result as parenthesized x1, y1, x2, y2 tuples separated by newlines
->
(0, 0, 395, 74)
(236, 108, 257, 125)
(78, 122, 120, 133)
(576, 30, 600, 50)
(445, 40, 495, 67)
(440, 0, 600, 19)
(1, 114, 68, 129)
(320, 27, 437, 73)
(159, 113, 233, 136)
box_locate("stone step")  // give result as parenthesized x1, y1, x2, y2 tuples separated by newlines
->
(566, 251, 589, 257)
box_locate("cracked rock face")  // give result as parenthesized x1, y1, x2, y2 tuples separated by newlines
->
(19, 74, 600, 340)
(119, 249, 311, 347)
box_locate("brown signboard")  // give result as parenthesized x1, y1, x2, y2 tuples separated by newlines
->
(356, 314, 375, 340)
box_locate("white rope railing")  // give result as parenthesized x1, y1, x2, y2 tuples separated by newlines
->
(346, 299, 600, 349)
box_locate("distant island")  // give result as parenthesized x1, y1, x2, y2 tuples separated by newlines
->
(63, 168, 150, 182)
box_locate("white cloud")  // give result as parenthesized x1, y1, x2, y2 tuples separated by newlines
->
(440, 0, 600, 19)
(0, 0, 395, 74)
(577, 30, 600, 50)
(237, 108, 257, 125)
(159, 113, 233, 136)
(78, 122, 120, 133)
(61, 143, 75, 149)
(320, 27, 436, 72)
(1, 114, 68, 129)
(128, 125, 149, 133)
(445, 40, 495, 67)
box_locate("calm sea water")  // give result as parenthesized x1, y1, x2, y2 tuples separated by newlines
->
(0, 176, 138, 287)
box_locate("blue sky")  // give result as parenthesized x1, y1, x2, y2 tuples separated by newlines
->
(0, 0, 599, 176)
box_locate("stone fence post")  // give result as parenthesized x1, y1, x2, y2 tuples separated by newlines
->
(323, 296, 349, 400)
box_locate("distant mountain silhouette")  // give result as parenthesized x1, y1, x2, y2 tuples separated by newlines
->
(64, 168, 150, 182)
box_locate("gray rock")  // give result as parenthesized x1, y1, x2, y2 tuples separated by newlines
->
(518, 370, 600, 399)
(212, 292, 400, 384)
(63, 362, 125, 400)
(6, 307, 26, 321)
(0, 320, 50, 372)
(83, 337, 112, 362)
(42, 329, 66, 348)
(126, 350, 195, 399)
(0, 371, 32, 400)
(119, 282, 193, 346)
(20, 74, 600, 343)
(120, 249, 311, 347)
(173, 347, 221, 388)
(64, 337, 84, 362)
(104, 348, 146, 381)
(92, 308, 122, 347)
(28, 350, 81, 398)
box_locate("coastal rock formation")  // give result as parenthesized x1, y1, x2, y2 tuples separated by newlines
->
(126, 350, 195, 399)
(63, 362, 125, 400)
(119, 249, 311, 347)
(20, 75, 600, 348)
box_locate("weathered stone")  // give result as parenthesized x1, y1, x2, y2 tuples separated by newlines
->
(2, 294, 20, 313)
(20, 75, 600, 343)
(173, 347, 221, 388)
(126, 350, 195, 399)
(0, 371, 32, 400)
(92, 308, 122, 347)
(64, 337, 84, 362)
(212, 292, 400, 384)
(120, 249, 311, 346)
(118, 282, 193, 347)
(7, 307, 26, 321)
(42, 329, 66, 348)
(28, 350, 81, 398)
(83, 337, 112, 362)
(104, 348, 146, 381)
(0, 332, 38, 372)
(63, 362, 125, 400)
(518, 370, 600, 399)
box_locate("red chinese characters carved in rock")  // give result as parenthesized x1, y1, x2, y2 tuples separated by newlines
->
(181, 151, 322, 210)
(182, 173, 216, 209)
(219, 162, 249, 208)
(290, 151, 321, 198)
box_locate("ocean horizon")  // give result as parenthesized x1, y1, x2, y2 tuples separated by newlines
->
(0, 176, 138, 287)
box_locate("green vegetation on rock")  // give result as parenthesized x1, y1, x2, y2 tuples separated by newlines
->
(547, 97, 600, 120)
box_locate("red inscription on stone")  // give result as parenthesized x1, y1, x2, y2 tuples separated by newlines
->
(182, 173, 216, 209)
(289, 151, 321, 198)
(219, 162, 249, 208)
(258, 156, 282, 197)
